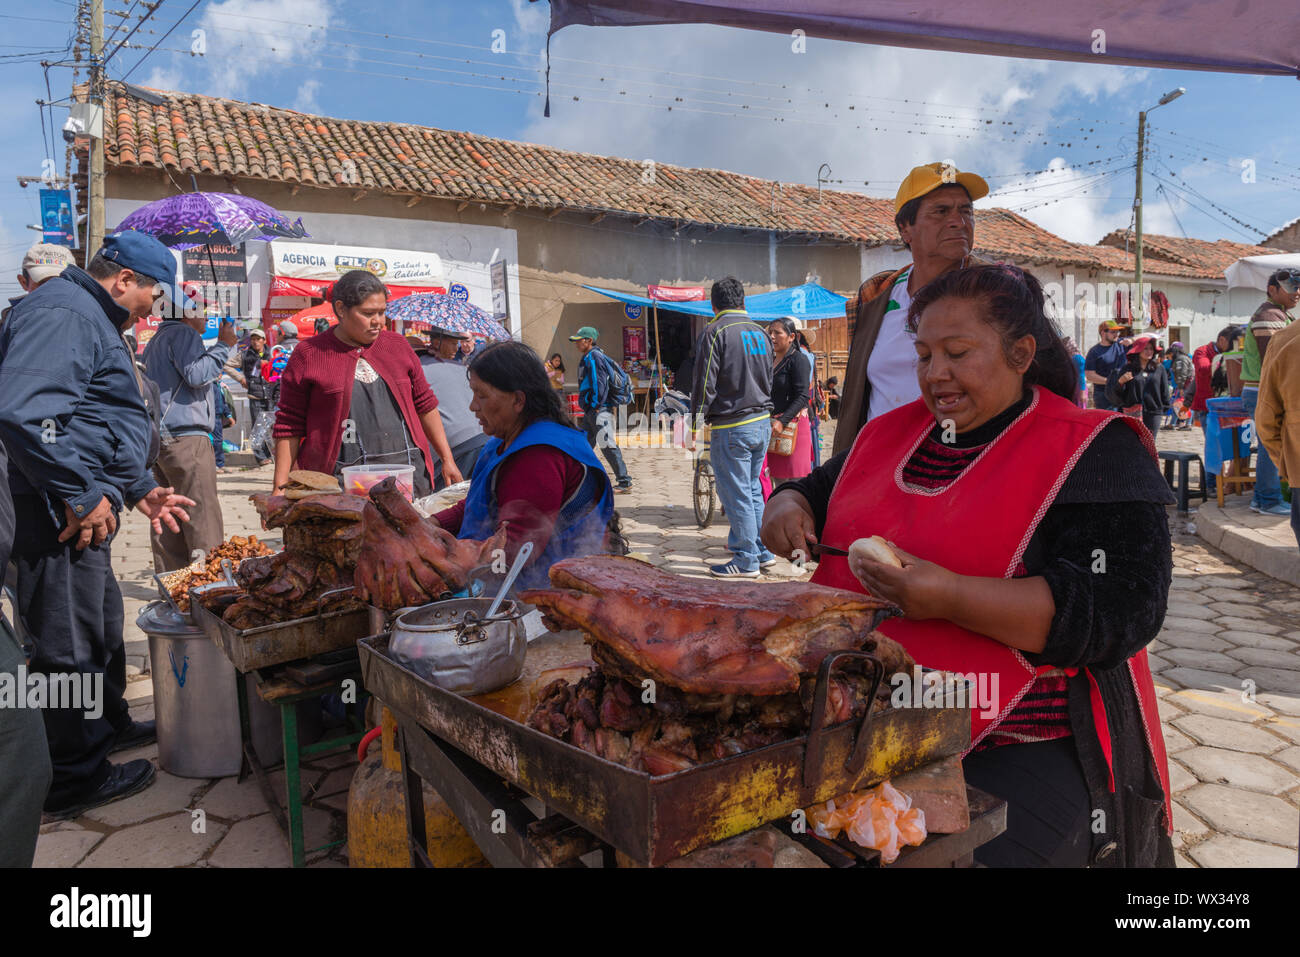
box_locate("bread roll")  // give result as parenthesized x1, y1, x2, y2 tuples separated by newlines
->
(288, 470, 341, 491)
(849, 535, 902, 569)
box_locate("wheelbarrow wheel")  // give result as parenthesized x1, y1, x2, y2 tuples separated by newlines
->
(693, 459, 716, 528)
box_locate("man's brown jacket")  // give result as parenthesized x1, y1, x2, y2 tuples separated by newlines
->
(833, 255, 988, 457)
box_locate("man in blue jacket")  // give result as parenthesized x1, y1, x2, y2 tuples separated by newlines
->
(691, 277, 776, 578)
(0, 231, 196, 819)
(571, 326, 633, 493)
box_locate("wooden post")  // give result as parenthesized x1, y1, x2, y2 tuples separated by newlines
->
(653, 300, 664, 401)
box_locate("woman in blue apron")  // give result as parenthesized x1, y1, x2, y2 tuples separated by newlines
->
(432, 341, 616, 590)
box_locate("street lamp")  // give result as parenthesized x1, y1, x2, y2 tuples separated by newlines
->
(1134, 87, 1186, 327)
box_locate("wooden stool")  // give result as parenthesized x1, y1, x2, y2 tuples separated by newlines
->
(1158, 451, 1207, 514)
(1215, 429, 1255, 508)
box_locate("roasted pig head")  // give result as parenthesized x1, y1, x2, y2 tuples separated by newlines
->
(354, 476, 508, 610)
(520, 555, 905, 696)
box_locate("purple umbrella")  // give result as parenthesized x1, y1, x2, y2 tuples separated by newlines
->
(114, 192, 308, 249)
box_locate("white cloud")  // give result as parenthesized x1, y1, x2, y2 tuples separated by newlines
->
(518, 25, 1146, 228)
(198, 0, 333, 99)
(141, 66, 184, 93)
(986, 157, 1135, 243)
(510, 0, 549, 40)
(294, 78, 322, 113)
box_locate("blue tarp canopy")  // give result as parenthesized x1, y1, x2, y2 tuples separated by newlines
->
(583, 282, 847, 321)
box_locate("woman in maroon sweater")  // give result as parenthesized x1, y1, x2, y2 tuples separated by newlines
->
(271, 271, 462, 494)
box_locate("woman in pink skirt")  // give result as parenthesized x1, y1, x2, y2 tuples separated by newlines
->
(764, 317, 813, 494)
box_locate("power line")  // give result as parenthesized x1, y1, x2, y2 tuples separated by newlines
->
(138, 4, 1137, 126)
(1152, 157, 1275, 232)
(118, 0, 199, 83)
(105, 0, 145, 47)
(1156, 183, 1188, 239)
(1148, 174, 1262, 241)
(124, 7, 1135, 146)
(103, 0, 165, 67)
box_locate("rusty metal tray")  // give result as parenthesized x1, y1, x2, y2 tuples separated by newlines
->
(192, 589, 371, 673)
(359, 630, 970, 866)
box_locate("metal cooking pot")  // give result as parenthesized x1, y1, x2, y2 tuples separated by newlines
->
(388, 597, 527, 696)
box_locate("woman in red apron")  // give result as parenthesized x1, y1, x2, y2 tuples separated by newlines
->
(763, 265, 1175, 867)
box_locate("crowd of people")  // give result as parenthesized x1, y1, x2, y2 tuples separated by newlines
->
(0, 158, 1296, 869)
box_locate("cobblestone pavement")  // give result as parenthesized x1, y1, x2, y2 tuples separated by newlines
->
(32, 419, 1299, 867)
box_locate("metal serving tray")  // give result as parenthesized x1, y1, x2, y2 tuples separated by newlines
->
(359, 630, 970, 866)
(191, 589, 371, 673)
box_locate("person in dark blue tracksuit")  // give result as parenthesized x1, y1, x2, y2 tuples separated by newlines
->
(0, 232, 197, 819)
(571, 325, 633, 492)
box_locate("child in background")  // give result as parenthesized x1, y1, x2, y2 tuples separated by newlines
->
(213, 379, 236, 472)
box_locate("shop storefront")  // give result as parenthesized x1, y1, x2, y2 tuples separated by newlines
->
(264, 241, 447, 334)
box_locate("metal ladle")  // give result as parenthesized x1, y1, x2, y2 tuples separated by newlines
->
(484, 541, 533, 620)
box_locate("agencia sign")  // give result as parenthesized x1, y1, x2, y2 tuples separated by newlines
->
(271, 241, 444, 286)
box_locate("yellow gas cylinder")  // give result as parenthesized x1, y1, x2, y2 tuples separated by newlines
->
(347, 705, 487, 868)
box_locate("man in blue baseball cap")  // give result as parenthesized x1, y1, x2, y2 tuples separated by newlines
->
(0, 231, 197, 820)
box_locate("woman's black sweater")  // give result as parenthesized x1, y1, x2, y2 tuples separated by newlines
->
(775, 392, 1178, 867)
(1108, 358, 1171, 415)
(769, 349, 810, 427)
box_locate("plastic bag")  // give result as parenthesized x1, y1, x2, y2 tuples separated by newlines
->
(808, 781, 927, 863)
(249, 410, 275, 456)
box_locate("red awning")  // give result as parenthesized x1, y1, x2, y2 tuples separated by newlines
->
(267, 275, 447, 300)
(648, 284, 706, 302)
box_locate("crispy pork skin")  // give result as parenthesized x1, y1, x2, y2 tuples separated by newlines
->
(520, 555, 902, 695)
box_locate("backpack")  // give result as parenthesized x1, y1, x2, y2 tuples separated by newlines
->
(597, 350, 633, 407)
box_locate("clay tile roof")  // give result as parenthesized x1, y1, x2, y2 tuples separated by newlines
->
(97, 82, 1260, 280)
(1098, 228, 1286, 276)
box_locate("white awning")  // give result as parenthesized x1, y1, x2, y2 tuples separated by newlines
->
(1225, 253, 1300, 291)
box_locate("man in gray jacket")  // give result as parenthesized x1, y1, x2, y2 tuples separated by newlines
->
(691, 277, 776, 578)
(418, 325, 487, 486)
(142, 306, 237, 571)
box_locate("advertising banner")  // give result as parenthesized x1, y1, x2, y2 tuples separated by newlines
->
(270, 241, 444, 286)
(40, 189, 75, 246)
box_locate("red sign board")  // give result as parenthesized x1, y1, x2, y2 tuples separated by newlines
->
(647, 284, 706, 302)
(623, 325, 647, 360)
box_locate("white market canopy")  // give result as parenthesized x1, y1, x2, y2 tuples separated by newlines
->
(1224, 253, 1300, 292)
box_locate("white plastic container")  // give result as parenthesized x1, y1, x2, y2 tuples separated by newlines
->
(341, 464, 416, 501)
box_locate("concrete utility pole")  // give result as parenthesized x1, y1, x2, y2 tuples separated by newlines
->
(1133, 87, 1185, 328)
(88, 0, 105, 257)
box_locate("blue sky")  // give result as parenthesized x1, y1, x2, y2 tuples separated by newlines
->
(2, 0, 1298, 300)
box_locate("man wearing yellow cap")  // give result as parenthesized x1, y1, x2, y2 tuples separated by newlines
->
(831, 163, 989, 456)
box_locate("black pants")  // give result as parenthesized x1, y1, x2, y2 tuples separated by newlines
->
(0, 623, 51, 864)
(963, 737, 1092, 867)
(1141, 411, 1163, 438)
(11, 496, 131, 806)
(582, 407, 631, 487)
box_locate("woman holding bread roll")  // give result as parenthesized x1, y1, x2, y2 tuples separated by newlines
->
(272, 270, 462, 497)
(760, 265, 1174, 868)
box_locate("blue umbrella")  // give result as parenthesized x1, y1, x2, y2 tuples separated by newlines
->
(387, 293, 510, 340)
